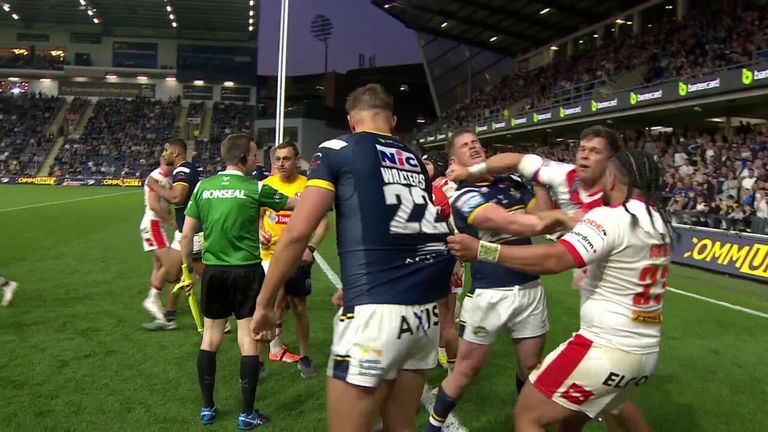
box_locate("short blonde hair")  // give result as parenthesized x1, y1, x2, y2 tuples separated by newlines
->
(345, 83, 393, 114)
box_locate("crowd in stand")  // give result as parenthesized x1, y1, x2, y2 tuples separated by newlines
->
(422, 6, 768, 136)
(50, 97, 179, 178)
(0, 94, 61, 176)
(194, 102, 254, 175)
(486, 125, 768, 235)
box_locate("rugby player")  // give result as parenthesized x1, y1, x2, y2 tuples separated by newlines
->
(139, 158, 174, 321)
(448, 126, 618, 292)
(422, 151, 460, 373)
(251, 83, 454, 432)
(447, 149, 670, 432)
(145, 138, 203, 330)
(179, 133, 297, 428)
(0, 274, 19, 307)
(260, 141, 329, 378)
(425, 129, 570, 431)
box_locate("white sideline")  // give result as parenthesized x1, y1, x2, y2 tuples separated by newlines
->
(0, 190, 136, 213)
(667, 286, 768, 319)
(314, 251, 469, 432)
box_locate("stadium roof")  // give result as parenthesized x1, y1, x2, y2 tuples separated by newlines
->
(372, 0, 649, 57)
(0, 0, 257, 41)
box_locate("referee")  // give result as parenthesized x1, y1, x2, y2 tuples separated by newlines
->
(179, 133, 297, 429)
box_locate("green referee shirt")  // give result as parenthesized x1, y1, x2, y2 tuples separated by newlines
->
(185, 169, 289, 266)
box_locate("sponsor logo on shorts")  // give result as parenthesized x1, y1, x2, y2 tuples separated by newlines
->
(602, 372, 650, 388)
(472, 326, 488, 337)
(397, 304, 439, 339)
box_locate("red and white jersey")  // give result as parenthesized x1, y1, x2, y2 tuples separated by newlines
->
(142, 167, 172, 222)
(432, 176, 456, 220)
(517, 155, 602, 214)
(557, 199, 671, 354)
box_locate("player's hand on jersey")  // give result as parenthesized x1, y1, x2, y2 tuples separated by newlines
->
(331, 289, 343, 308)
(146, 176, 159, 191)
(259, 229, 272, 246)
(251, 305, 277, 341)
(446, 163, 470, 182)
(447, 234, 481, 262)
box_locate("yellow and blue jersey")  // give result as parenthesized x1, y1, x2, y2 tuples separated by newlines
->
(307, 131, 453, 307)
(451, 176, 539, 291)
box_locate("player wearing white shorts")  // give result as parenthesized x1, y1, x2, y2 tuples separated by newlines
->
(145, 138, 203, 330)
(139, 161, 174, 321)
(251, 84, 455, 432)
(447, 149, 671, 432)
(426, 130, 575, 432)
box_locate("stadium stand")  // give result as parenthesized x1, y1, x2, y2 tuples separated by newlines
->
(485, 124, 768, 234)
(0, 94, 62, 175)
(194, 102, 254, 175)
(418, 7, 768, 136)
(50, 97, 180, 178)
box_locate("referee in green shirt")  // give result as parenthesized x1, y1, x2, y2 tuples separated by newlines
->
(179, 133, 296, 429)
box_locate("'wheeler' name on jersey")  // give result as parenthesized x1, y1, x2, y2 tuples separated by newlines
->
(307, 131, 454, 307)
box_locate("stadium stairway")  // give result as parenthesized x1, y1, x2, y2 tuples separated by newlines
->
(200, 104, 212, 141)
(38, 136, 65, 176)
(71, 101, 95, 137)
(176, 104, 189, 138)
(47, 100, 70, 136)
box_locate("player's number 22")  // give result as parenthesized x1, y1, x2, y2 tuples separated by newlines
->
(384, 184, 449, 235)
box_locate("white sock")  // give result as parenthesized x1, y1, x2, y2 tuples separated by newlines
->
(438, 346, 447, 358)
(269, 337, 283, 354)
(148, 287, 160, 300)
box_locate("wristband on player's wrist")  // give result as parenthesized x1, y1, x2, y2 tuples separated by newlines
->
(468, 162, 488, 177)
(477, 241, 501, 263)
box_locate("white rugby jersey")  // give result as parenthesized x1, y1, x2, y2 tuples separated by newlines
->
(558, 199, 671, 354)
(142, 167, 172, 221)
(517, 154, 603, 214)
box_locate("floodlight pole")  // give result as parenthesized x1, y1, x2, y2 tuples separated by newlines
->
(275, 0, 290, 147)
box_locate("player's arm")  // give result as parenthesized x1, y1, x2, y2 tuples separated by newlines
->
(180, 216, 198, 269)
(150, 180, 189, 205)
(148, 188, 173, 226)
(471, 202, 548, 237)
(257, 186, 334, 309)
(283, 197, 298, 211)
(448, 207, 615, 274)
(308, 214, 329, 250)
(447, 152, 526, 182)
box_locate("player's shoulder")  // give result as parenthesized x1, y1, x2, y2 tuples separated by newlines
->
(173, 161, 197, 175)
(318, 136, 352, 151)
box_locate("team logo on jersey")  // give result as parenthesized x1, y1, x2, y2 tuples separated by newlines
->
(376, 145, 420, 172)
(310, 153, 322, 170)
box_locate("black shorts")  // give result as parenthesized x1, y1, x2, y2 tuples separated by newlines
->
(284, 263, 312, 297)
(201, 264, 264, 320)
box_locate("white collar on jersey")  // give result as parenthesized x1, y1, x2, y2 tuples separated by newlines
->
(219, 169, 245, 176)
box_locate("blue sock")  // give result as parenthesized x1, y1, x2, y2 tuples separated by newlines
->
(424, 385, 458, 432)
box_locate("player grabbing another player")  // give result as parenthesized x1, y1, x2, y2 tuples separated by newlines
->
(179, 133, 297, 429)
(139, 158, 174, 321)
(422, 151, 461, 373)
(145, 138, 203, 330)
(447, 149, 671, 432)
(260, 141, 329, 377)
(251, 84, 455, 432)
(1, 274, 19, 307)
(425, 129, 570, 432)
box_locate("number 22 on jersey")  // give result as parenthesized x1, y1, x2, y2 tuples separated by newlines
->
(384, 184, 449, 235)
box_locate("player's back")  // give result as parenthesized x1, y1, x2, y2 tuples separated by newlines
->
(143, 167, 171, 220)
(308, 131, 453, 307)
(571, 200, 671, 354)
